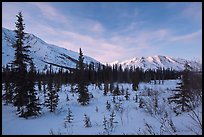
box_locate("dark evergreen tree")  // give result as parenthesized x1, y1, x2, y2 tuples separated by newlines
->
(109, 111, 117, 131)
(132, 69, 139, 91)
(76, 48, 90, 105)
(2, 65, 13, 104)
(106, 100, 111, 111)
(135, 94, 138, 103)
(113, 84, 120, 96)
(83, 114, 92, 127)
(22, 61, 42, 118)
(70, 83, 75, 93)
(3, 83, 14, 105)
(45, 66, 59, 112)
(121, 85, 124, 95)
(95, 106, 99, 112)
(168, 62, 192, 114)
(66, 94, 69, 102)
(109, 82, 114, 94)
(103, 82, 109, 96)
(38, 79, 42, 93)
(65, 108, 74, 123)
(11, 12, 33, 116)
(124, 88, 130, 100)
(139, 98, 144, 108)
(42, 81, 46, 101)
(103, 116, 108, 131)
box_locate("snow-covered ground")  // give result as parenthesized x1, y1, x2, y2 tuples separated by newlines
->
(2, 80, 202, 135)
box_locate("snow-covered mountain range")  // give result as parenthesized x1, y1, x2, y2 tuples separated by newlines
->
(110, 55, 202, 71)
(2, 27, 100, 71)
(2, 27, 201, 72)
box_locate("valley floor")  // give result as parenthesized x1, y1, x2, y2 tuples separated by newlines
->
(2, 80, 202, 135)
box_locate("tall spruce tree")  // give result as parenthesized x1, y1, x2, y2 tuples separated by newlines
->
(11, 12, 32, 116)
(76, 48, 90, 105)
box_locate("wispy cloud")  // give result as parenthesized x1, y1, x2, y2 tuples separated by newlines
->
(91, 22, 104, 33)
(56, 30, 127, 63)
(30, 2, 67, 22)
(2, 2, 202, 62)
(170, 29, 202, 42)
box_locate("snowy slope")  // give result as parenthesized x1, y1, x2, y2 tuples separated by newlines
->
(2, 27, 100, 71)
(2, 80, 202, 135)
(110, 55, 202, 71)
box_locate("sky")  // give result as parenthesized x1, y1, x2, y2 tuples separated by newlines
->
(2, 2, 202, 63)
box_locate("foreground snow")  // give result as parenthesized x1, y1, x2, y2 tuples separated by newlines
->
(2, 80, 202, 135)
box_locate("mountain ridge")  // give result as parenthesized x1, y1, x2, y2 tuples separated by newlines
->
(109, 55, 202, 71)
(2, 27, 100, 72)
(2, 27, 201, 72)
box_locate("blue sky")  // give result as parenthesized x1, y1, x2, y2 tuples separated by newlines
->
(2, 2, 202, 63)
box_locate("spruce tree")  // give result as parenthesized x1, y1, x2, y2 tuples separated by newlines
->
(103, 82, 109, 96)
(65, 108, 74, 123)
(139, 98, 144, 108)
(66, 94, 69, 102)
(121, 85, 124, 95)
(109, 82, 114, 94)
(83, 114, 92, 127)
(23, 61, 41, 118)
(168, 62, 192, 114)
(2, 65, 13, 104)
(109, 111, 117, 131)
(113, 84, 120, 96)
(45, 67, 59, 112)
(132, 77, 139, 91)
(11, 12, 32, 116)
(38, 79, 42, 93)
(76, 48, 90, 105)
(124, 88, 130, 100)
(106, 100, 111, 111)
(103, 116, 108, 131)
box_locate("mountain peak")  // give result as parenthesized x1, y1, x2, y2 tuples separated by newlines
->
(110, 55, 201, 71)
(2, 27, 100, 72)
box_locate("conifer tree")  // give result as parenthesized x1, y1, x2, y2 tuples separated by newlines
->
(22, 61, 41, 118)
(109, 111, 117, 131)
(45, 66, 59, 112)
(113, 84, 120, 96)
(76, 48, 90, 105)
(124, 88, 130, 100)
(109, 82, 114, 93)
(83, 114, 92, 127)
(121, 85, 124, 95)
(103, 82, 109, 96)
(11, 12, 33, 116)
(65, 108, 74, 123)
(168, 62, 193, 114)
(106, 100, 111, 111)
(38, 79, 42, 93)
(70, 83, 75, 93)
(66, 94, 69, 102)
(139, 98, 144, 108)
(132, 78, 139, 91)
(103, 116, 108, 131)
(2, 65, 13, 104)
